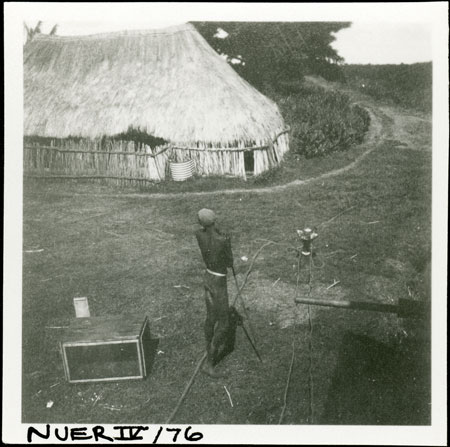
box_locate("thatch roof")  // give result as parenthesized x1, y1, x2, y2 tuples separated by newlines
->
(24, 23, 287, 148)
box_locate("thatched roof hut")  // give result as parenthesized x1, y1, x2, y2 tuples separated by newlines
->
(24, 23, 290, 181)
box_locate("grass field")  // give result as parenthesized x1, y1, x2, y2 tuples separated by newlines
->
(22, 80, 432, 425)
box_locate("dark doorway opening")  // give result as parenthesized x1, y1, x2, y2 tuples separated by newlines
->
(244, 151, 254, 175)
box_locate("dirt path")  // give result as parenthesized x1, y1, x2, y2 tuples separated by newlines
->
(306, 76, 432, 152)
(376, 106, 431, 151)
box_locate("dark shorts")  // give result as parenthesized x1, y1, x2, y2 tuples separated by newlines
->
(203, 271, 231, 365)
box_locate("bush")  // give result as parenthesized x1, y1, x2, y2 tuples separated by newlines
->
(266, 84, 370, 158)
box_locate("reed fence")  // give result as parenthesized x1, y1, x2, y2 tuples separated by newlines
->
(24, 128, 290, 184)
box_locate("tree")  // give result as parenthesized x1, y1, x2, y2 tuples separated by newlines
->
(24, 20, 43, 44)
(49, 24, 58, 36)
(24, 21, 58, 44)
(192, 22, 351, 87)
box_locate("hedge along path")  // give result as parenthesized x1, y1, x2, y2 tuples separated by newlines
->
(56, 102, 384, 201)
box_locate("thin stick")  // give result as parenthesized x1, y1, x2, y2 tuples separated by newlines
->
(24, 144, 171, 158)
(326, 280, 340, 290)
(272, 278, 281, 287)
(317, 205, 356, 228)
(165, 352, 207, 424)
(232, 240, 275, 307)
(224, 386, 234, 408)
(92, 392, 102, 406)
(40, 275, 63, 282)
(24, 174, 156, 183)
(307, 302, 315, 423)
(32, 390, 42, 398)
(240, 323, 263, 363)
(230, 240, 278, 352)
(102, 405, 121, 412)
(278, 337, 296, 424)
(232, 268, 257, 343)
(279, 256, 301, 424)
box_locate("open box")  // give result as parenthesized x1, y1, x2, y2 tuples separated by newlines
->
(60, 315, 157, 383)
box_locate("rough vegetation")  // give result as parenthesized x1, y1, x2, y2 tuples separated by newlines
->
(342, 63, 432, 113)
(265, 83, 370, 158)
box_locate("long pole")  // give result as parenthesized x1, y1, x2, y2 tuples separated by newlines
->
(165, 352, 207, 424)
(295, 297, 397, 314)
(240, 320, 263, 363)
(295, 297, 428, 319)
(231, 266, 257, 343)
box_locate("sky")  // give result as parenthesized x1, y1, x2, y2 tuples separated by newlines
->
(25, 20, 432, 65)
(331, 22, 432, 64)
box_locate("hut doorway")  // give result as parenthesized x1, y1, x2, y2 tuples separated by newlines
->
(244, 151, 254, 176)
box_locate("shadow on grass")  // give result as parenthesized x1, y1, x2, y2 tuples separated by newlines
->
(320, 330, 431, 425)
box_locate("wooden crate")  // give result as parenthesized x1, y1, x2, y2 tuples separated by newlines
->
(60, 315, 155, 383)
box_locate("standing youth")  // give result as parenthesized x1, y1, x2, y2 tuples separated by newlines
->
(195, 208, 235, 378)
